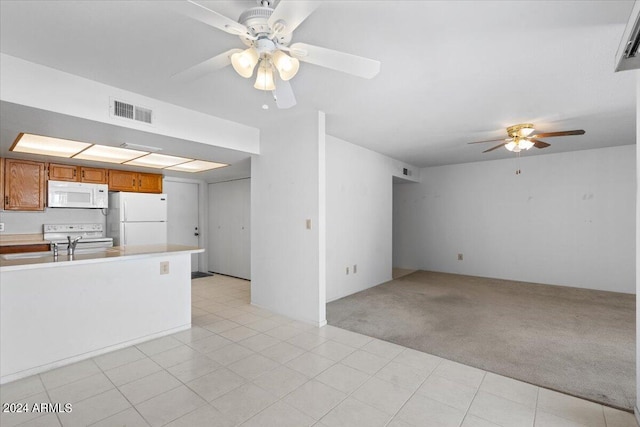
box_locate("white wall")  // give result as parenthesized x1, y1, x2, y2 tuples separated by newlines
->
(635, 71, 640, 425)
(326, 135, 420, 302)
(0, 54, 259, 154)
(0, 208, 105, 235)
(394, 145, 636, 294)
(251, 112, 326, 326)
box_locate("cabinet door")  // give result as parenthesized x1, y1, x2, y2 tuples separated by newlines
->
(108, 169, 137, 192)
(137, 173, 163, 193)
(80, 167, 108, 184)
(4, 159, 46, 211)
(0, 158, 4, 211)
(48, 163, 78, 182)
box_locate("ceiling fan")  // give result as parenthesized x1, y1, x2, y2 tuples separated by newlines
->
(468, 123, 586, 153)
(171, 0, 381, 109)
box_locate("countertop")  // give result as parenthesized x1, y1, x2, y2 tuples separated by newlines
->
(0, 234, 49, 246)
(0, 244, 204, 271)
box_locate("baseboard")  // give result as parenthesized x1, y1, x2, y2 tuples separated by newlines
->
(635, 406, 640, 426)
(0, 323, 191, 385)
(250, 302, 327, 328)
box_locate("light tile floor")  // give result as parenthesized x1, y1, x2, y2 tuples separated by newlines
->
(1, 274, 637, 427)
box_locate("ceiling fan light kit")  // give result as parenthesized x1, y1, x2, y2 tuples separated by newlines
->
(174, 0, 381, 109)
(468, 123, 585, 155)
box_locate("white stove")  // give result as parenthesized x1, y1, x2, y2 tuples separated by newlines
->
(43, 224, 114, 250)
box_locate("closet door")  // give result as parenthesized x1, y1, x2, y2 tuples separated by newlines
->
(208, 179, 251, 279)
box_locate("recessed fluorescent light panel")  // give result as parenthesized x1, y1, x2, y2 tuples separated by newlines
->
(124, 153, 192, 169)
(73, 145, 147, 163)
(166, 160, 228, 172)
(11, 133, 92, 158)
(9, 133, 228, 173)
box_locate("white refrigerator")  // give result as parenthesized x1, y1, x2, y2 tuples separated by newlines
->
(107, 192, 168, 246)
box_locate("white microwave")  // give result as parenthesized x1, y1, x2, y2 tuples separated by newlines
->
(47, 181, 109, 209)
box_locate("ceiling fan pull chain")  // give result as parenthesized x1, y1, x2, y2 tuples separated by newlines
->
(515, 152, 522, 175)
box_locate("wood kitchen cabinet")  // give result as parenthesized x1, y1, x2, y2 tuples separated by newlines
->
(0, 244, 51, 254)
(108, 169, 163, 193)
(48, 163, 108, 184)
(4, 158, 46, 211)
(0, 158, 4, 211)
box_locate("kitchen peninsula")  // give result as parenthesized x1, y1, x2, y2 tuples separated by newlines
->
(0, 244, 203, 384)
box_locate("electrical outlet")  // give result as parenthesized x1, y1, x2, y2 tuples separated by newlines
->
(0, 223, 4, 232)
(353, 264, 357, 274)
(160, 261, 170, 275)
(346, 266, 349, 275)
(458, 253, 463, 261)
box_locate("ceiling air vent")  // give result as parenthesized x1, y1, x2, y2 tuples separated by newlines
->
(110, 98, 153, 125)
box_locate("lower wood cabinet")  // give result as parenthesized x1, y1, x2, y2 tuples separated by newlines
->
(0, 244, 51, 254)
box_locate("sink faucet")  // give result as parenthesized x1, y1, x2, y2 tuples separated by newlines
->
(67, 236, 82, 256)
(51, 242, 59, 259)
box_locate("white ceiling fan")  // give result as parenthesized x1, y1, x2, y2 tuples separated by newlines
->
(171, 0, 381, 109)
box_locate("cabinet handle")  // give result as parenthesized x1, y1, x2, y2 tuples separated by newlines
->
(4, 196, 8, 206)
(139, 179, 141, 187)
(132, 179, 135, 186)
(82, 170, 85, 179)
(73, 169, 76, 177)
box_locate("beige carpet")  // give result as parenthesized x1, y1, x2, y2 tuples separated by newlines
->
(327, 270, 635, 410)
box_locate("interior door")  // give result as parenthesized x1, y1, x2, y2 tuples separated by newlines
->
(164, 181, 200, 272)
(208, 179, 250, 279)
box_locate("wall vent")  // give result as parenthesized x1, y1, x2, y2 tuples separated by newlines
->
(110, 98, 153, 125)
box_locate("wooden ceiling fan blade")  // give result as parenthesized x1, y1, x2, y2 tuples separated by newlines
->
(531, 130, 585, 138)
(169, 1, 250, 36)
(273, 80, 296, 109)
(483, 142, 507, 153)
(171, 49, 242, 81)
(289, 43, 381, 79)
(268, 1, 320, 36)
(530, 138, 550, 149)
(467, 138, 507, 145)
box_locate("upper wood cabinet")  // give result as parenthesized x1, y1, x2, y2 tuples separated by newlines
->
(4, 159, 46, 211)
(138, 172, 163, 193)
(108, 170, 162, 193)
(48, 163, 108, 184)
(80, 167, 108, 184)
(49, 163, 77, 181)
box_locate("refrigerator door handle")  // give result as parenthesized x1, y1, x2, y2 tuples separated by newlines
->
(123, 225, 127, 246)
(123, 201, 128, 222)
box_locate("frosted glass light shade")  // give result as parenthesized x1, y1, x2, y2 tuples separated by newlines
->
(166, 160, 228, 172)
(272, 50, 300, 81)
(11, 133, 91, 158)
(505, 140, 517, 152)
(231, 48, 259, 78)
(254, 63, 275, 91)
(519, 127, 535, 137)
(73, 145, 147, 163)
(519, 139, 535, 150)
(125, 153, 192, 168)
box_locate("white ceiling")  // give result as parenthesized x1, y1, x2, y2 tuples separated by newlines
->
(0, 0, 636, 173)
